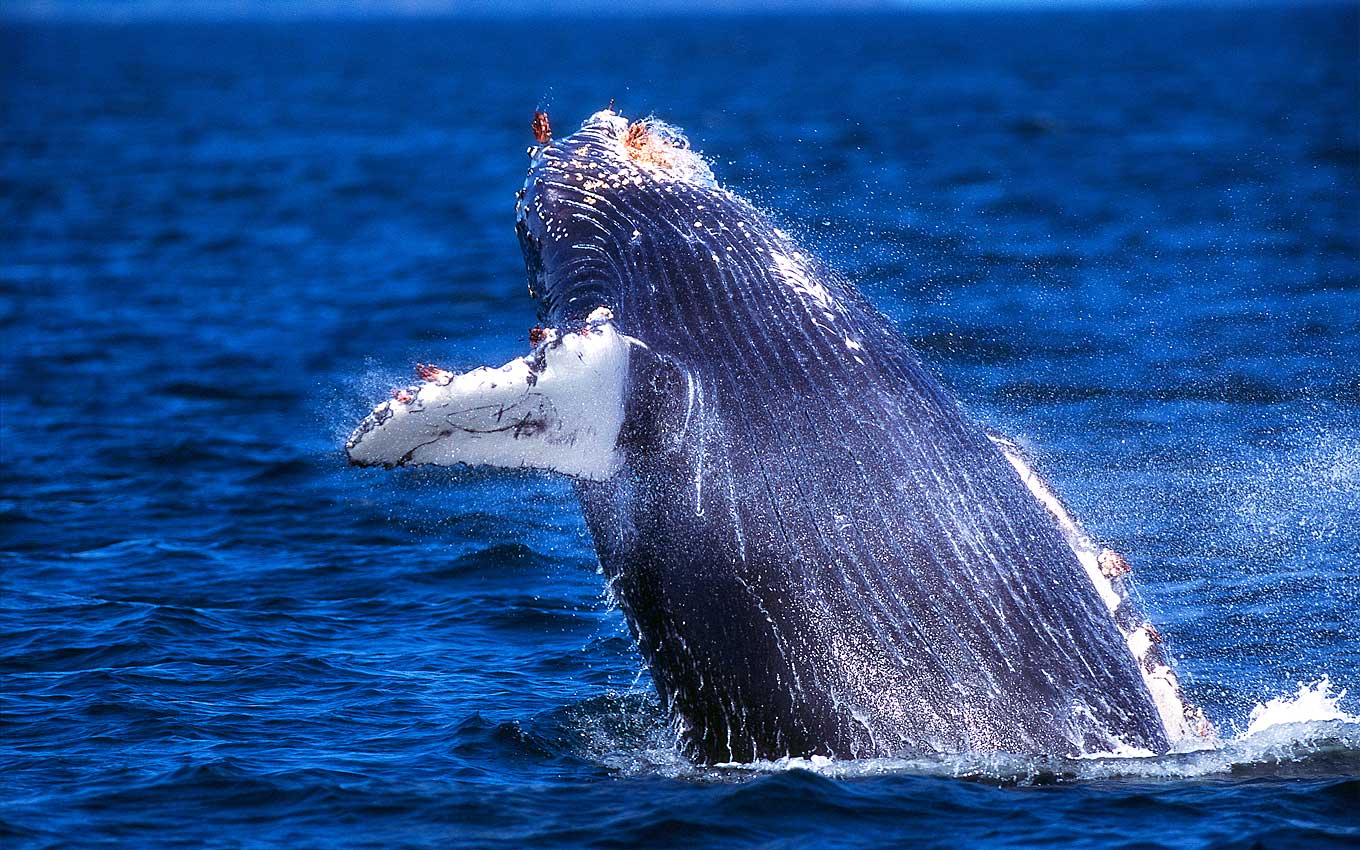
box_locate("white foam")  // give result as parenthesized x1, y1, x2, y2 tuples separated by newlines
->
(1072, 744, 1158, 760)
(572, 673, 1359, 785)
(1244, 676, 1359, 737)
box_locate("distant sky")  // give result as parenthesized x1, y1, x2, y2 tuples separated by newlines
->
(2, 0, 1319, 22)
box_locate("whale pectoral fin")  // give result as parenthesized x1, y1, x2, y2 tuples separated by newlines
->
(987, 430, 1217, 747)
(346, 319, 635, 481)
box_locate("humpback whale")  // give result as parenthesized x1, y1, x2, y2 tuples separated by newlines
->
(347, 110, 1212, 763)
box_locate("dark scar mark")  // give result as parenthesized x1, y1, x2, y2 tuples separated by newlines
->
(453, 410, 547, 439)
(393, 431, 452, 467)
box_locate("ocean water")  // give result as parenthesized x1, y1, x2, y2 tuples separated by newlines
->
(2, 5, 1358, 848)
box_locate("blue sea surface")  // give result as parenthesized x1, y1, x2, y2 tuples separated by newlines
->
(3, 5, 1358, 848)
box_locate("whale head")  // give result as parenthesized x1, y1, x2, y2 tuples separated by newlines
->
(346, 110, 724, 479)
(516, 109, 721, 328)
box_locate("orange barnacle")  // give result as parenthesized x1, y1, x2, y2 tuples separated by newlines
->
(623, 121, 673, 168)
(532, 110, 552, 144)
(624, 121, 648, 149)
(415, 363, 453, 384)
(1097, 547, 1132, 579)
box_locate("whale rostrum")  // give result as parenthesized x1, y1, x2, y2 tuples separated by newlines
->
(347, 109, 1214, 762)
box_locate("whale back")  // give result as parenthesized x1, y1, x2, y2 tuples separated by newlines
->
(519, 112, 1168, 761)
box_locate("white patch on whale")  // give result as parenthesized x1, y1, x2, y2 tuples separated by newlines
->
(989, 433, 1216, 749)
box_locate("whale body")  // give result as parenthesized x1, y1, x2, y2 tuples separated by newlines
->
(347, 110, 1210, 763)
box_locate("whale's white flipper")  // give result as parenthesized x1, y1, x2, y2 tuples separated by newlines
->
(987, 432, 1217, 749)
(346, 311, 634, 480)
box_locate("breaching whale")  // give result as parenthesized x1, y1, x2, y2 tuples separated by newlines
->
(347, 109, 1212, 763)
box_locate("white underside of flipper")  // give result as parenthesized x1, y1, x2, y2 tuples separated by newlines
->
(988, 433, 1216, 750)
(346, 310, 635, 481)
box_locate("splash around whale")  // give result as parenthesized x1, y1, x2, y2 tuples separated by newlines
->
(346, 109, 1215, 764)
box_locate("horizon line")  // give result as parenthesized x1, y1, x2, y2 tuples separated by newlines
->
(3, 0, 1350, 24)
